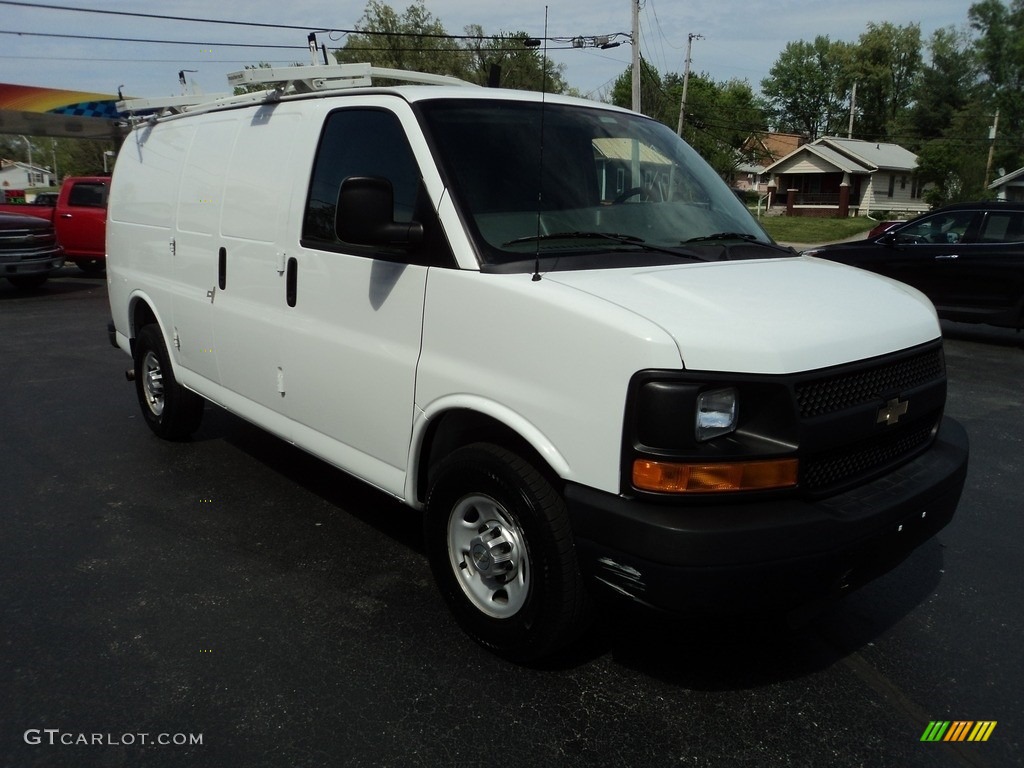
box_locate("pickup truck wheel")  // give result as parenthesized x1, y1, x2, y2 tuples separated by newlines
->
(7, 275, 48, 289)
(134, 325, 204, 440)
(425, 443, 591, 663)
(76, 260, 105, 274)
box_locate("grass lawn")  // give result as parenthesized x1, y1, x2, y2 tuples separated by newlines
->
(757, 215, 878, 244)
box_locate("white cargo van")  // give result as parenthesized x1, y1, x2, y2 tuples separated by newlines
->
(107, 64, 968, 661)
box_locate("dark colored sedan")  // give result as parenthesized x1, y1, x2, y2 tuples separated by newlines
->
(804, 201, 1024, 329)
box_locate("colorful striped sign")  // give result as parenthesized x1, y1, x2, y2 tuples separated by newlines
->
(921, 721, 997, 742)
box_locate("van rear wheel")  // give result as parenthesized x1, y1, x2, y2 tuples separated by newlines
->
(134, 324, 204, 440)
(425, 443, 591, 663)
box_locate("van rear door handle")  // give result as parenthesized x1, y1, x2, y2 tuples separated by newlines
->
(935, 254, 959, 260)
(286, 257, 298, 307)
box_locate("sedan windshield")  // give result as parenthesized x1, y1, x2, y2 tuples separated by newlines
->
(417, 99, 774, 270)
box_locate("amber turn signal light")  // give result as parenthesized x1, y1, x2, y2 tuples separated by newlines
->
(632, 458, 799, 493)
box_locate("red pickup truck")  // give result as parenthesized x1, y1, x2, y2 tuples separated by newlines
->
(0, 176, 108, 272)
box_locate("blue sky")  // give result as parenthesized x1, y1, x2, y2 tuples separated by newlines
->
(0, 0, 978, 100)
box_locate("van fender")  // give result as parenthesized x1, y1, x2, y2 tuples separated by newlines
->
(405, 394, 573, 509)
(126, 289, 173, 356)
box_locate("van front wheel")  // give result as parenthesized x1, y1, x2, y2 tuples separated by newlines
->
(134, 324, 204, 440)
(425, 443, 591, 663)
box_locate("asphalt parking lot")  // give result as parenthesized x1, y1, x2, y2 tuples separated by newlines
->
(1, 266, 1021, 768)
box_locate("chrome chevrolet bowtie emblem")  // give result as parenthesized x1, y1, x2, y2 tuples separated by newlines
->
(877, 397, 909, 426)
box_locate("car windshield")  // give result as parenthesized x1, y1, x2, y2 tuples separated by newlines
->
(417, 99, 774, 270)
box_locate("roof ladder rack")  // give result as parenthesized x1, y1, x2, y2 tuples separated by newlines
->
(115, 93, 232, 117)
(115, 62, 478, 120)
(225, 62, 478, 93)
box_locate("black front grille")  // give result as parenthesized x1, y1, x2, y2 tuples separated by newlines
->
(794, 343, 946, 495)
(801, 422, 937, 491)
(795, 347, 944, 419)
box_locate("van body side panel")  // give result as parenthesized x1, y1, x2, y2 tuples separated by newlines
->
(279, 251, 428, 489)
(172, 117, 236, 385)
(212, 106, 306, 422)
(277, 99, 434, 495)
(416, 269, 683, 495)
(107, 121, 196, 367)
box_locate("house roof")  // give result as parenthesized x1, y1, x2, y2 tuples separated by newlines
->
(803, 143, 873, 174)
(764, 136, 919, 176)
(822, 137, 918, 171)
(742, 132, 805, 164)
(735, 132, 806, 174)
(0, 160, 52, 174)
(989, 166, 1024, 189)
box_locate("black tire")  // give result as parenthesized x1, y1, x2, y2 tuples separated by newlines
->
(134, 324, 204, 440)
(8, 274, 48, 290)
(76, 259, 106, 275)
(424, 443, 592, 663)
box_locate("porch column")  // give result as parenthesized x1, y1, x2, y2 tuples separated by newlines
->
(766, 180, 777, 210)
(786, 188, 796, 216)
(838, 173, 850, 218)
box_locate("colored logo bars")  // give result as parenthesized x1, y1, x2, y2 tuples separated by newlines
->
(921, 721, 997, 742)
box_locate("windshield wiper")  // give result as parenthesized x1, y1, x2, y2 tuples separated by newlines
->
(503, 231, 714, 261)
(504, 231, 644, 247)
(684, 232, 759, 244)
(683, 232, 797, 257)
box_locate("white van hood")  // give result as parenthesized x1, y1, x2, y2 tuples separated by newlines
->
(545, 256, 940, 375)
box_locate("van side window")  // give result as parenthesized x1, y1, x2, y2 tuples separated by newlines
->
(303, 109, 420, 248)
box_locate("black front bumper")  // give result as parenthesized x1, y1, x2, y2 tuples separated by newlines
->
(566, 417, 969, 614)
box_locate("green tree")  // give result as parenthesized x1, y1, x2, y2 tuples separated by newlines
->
(1, 136, 117, 182)
(611, 66, 767, 179)
(610, 59, 669, 119)
(915, 108, 991, 205)
(677, 75, 767, 177)
(460, 25, 567, 92)
(760, 36, 855, 139)
(851, 22, 923, 140)
(901, 27, 980, 148)
(898, 26, 987, 205)
(334, 0, 467, 78)
(969, 0, 1024, 174)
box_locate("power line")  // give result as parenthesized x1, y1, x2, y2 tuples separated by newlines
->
(0, 1, 623, 44)
(0, 29, 582, 54)
(0, 28, 306, 49)
(0, 0, 348, 35)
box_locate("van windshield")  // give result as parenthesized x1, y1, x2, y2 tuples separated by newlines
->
(417, 99, 775, 270)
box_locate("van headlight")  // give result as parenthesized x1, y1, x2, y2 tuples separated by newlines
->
(626, 373, 799, 495)
(696, 387, 738, 441)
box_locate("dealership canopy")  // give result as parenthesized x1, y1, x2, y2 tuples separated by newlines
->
(0, 83, 126, 140)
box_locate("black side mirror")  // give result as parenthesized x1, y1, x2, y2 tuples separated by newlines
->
(335, 176, 424, 248)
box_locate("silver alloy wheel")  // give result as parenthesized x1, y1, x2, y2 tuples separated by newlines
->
(447, 493, 530, 619)
(141, 349, 165, 417)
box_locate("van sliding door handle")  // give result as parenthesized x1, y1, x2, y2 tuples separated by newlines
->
(218, 247, 227, 289)
(286, 257, 298, 307)
(935, 254, 959, 260)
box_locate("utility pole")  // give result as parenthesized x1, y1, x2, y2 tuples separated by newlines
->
(18, 135, 33, 186)
(847, 82, 857, 139)
(676, 33, 703, 135)
(631, 0, 641, 113)
(984, 107, 1000, 188)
